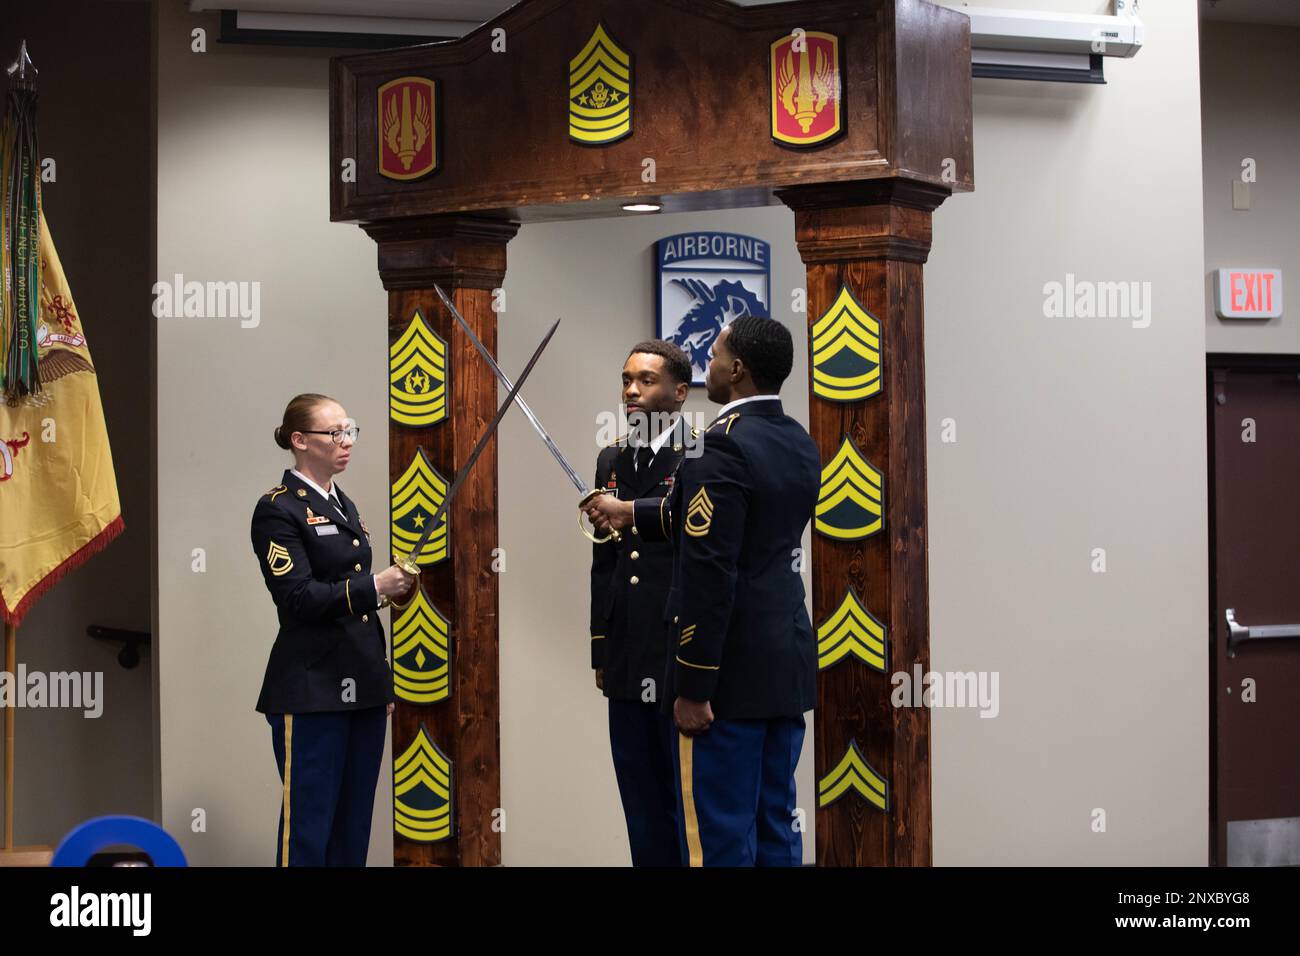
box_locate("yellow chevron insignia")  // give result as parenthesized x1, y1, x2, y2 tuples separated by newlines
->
(812, 285, 882, 403)
(815, 435, 883, 541)
(818, 739, 889, 812)
(679, 623, 697, 646)
(394, 725, 453, 842)
(569, 23, 632, 145)
(684, 487, 714, 538)
(392, 589, 451, 704)
(817, 587, 887, 672)
(391, 448, 449, 567)
(265, 541, 293, 577)
(390, 309, 448, 427)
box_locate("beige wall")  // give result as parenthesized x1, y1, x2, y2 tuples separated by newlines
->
(155, 0, 1213, 865)
(927, 0, 1207, 864)
(155, 1, 393, 865)
(1200, 21, 1299, 354)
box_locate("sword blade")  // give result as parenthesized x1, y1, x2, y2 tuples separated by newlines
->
(399, 316, 561, 569)
(435, 284, 590, 497)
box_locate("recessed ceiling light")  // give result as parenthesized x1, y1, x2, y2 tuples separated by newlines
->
(622, 202, 662, 213)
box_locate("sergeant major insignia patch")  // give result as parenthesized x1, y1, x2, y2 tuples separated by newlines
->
(391, 589, 451, 704)
(569, 23, 632, 145)
(390, 309, 448, 427)
(393, 726, 453, 842)
(391, 448, 449, 567)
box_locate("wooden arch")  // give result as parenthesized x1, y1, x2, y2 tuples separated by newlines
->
(329, 0, 973, 866)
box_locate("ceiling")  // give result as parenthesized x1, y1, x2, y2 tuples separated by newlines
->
(188, 1, 1300, 32)
(187, 0, 780, 18)
(1200, 0, 1300, 26)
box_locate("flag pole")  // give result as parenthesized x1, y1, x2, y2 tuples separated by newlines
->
(3, 622, 15, 850)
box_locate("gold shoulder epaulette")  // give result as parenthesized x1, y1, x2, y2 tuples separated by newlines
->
(706, 413, 740, 434)
(265, 484, 288, 502)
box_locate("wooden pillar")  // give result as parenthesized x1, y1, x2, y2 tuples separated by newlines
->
(778, 180, 948, 867)
(361, 214, 519, 866)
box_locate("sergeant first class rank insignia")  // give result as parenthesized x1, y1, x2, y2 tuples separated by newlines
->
(379, 76, 438, 181)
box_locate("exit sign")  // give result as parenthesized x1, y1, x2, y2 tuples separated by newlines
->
(1215, 268, 1283, 319)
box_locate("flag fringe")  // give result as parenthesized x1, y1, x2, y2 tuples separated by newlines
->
(0, 514, 125, 627)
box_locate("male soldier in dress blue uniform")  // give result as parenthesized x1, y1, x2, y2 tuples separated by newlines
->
(586, 316, 820, 867)
(590, 340, 694, 866)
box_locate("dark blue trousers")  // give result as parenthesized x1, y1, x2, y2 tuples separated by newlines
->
(267, 706, 387, 867)
(608, 698, 682, 867)
(672, 714, 805, 867)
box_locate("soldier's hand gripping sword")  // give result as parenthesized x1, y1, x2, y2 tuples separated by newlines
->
(394, 316, 562, 576)
(434, 284, 620, 545)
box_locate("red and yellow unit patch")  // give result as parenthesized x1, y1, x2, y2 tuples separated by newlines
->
(770, 31, 843, 148)
(378, 76, 437, 181)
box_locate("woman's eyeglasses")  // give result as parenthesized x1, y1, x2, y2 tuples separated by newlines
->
(300, 422, 360, 445)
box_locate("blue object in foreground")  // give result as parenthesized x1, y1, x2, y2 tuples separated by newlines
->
(51, 815, 187, 867)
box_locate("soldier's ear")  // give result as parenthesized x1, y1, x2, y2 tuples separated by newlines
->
(674, 381, 689, 403)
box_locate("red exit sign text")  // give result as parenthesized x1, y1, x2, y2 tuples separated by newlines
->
(1214, 268, 1283, 319)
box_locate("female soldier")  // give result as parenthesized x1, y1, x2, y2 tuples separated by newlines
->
(251, 393, 416, 866)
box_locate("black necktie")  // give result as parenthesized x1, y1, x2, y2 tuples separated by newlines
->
(636, 445, 654, 474)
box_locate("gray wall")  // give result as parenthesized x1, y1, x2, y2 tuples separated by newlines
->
(926, 0, 1207, 865)
(152, 0, 1216, 865)
(154, 0, 393, 865)
(1200, 20, 1299, 354)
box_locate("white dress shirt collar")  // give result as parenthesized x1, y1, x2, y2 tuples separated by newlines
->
(291, 467, 338, 504)
(714, 393, 781, 420)
(629, 414, 679, 470)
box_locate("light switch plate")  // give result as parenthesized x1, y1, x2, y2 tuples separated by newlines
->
(1233, 180, 1250, 210)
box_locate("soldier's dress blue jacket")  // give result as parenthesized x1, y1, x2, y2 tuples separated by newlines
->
(633, 396, 820, 866)
(590, 417, 689, 866)
(251, 467, 396, 866)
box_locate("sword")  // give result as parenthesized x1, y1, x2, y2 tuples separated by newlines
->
(395, 315, 561, 575)
(434, 284, 620, 544)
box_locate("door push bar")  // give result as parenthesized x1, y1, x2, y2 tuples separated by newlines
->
(1226, 608, 1300, 658)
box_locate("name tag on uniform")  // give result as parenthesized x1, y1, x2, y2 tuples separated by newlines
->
(315, 524, 339, 536)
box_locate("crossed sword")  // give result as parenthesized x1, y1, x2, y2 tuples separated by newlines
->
(434, 285, 622, 545)
(393, 289, 619, 575)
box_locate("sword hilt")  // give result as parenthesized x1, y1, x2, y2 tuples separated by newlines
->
(578, 489, 622, 545)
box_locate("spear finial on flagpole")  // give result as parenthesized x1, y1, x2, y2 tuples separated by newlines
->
(6, 40, 37, 85)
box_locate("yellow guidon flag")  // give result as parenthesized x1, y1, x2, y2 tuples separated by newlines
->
(0, 208, 123, 625)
